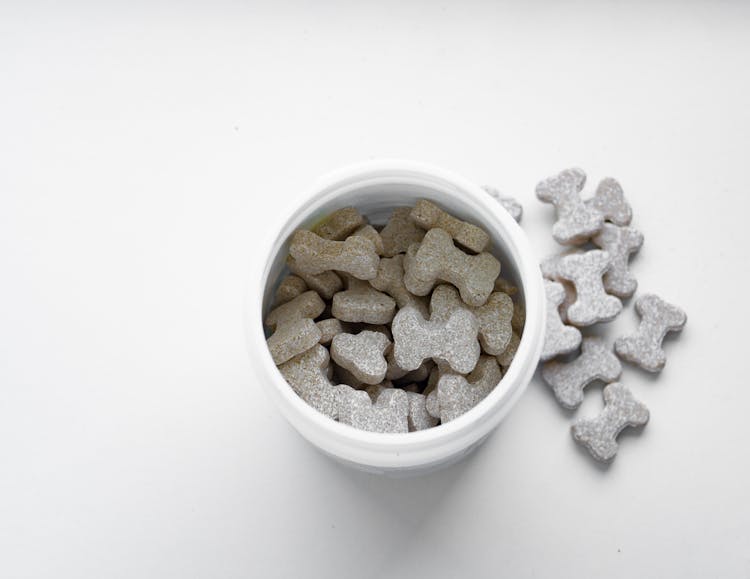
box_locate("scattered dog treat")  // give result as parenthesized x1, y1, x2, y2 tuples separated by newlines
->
(403, 228, 500, 306)
(330, 331, 391, 385)
(571, 382, 649, 462)
(615, 294, 687, 372)
(331, 276, 396, 324)
(392, 306, 480, 374)
(430, 284, 513, 356)
(410, 199, 490, 253)
(288, 229, 380, 280)
(312, 206, 366, 240)
(369, 254, 430, 318)
(482, 186, 523, 223)
(335, 384, 409, 433)
(267, 317, 322, 365)
(352, 224, 385, 255)
(379, 207, 426, 257)
(554, 250, 622, 326)
(278, 344, 338, 419)
(427, 356, 502, 422)
(585, 177, 632, 227)
(541, 280, 582, 361)
(592, 223, 644, 298)
(273, 274, 307, 306)
(542, 337, 622, 410)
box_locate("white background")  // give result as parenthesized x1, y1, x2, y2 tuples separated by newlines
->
(2, 1, 749, 578)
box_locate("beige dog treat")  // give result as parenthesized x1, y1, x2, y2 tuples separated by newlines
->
(427, 356, 502, 422)
(352, 224, 384, 255)
(316, 318, 347, 345)
(267, 317, 322, 365)
(555, 250, 622, 326)
(286, 264, 344, 300)
(312, 206, 365, 240)
(592, 223, 644, 298)
(370, 254, 430, 318)
(430, 284, 513, 356)
(410, 199, 490, 253)
(403, 228, 500, 307)
(542, 280, 582, 361)
(331, 331, 391, 385)
(332, 277, 396, 324)
(392, 306, 480, 374)
(279, 344, 338, 418)
(379, 207, 426, 257)
(494, 276, 518, 297)
(265, 290, 325, 330)
(335, 385, 409, 433)
(496, 331, 520, 368)
(288, 229, 379, 280)
(274, 275, 308, 306)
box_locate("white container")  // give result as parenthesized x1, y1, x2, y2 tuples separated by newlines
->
(245, 160, 545, 475)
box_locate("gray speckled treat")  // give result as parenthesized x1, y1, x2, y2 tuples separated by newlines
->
(392, 306, 480, 374)
(482, 186, 523, 223)
(286, 259, 343, 300)
(496, 331, 520, 369)
(542, 337, 622, 410)
(571, 382, 649, 462)
(541, 280, 582, 361)
(379, 207, 426, 257)
(335, 384, 409, 433)
(331, 330, 391, 385)
(312, 206, 366, 240)
(585, 177, 632, 226)
(331, 277, 396, 325)
(615, 294, 687, 372)
(555, 250, 622, 326)
(536, 168, 603, 245)
(316, 318, 347, 346)
(369, 254, 430, 318)
(352, 224, 384, 255)
(265, 290, 325, 330)
(592, 223, 644, 298)
(266, 317, 322, 365)
(403, 228, 500, 307)
(288, 229, 380, 280)
(430, 284, 513, 356)
(279, 344, 338, 419)
(427, 356, 502, 423)
(410, 199, 490, 253)
(406, 390, 439, 431)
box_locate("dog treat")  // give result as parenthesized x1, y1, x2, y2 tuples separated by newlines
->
(482, 186, 523, 223)
(430, 284, 514, 356)
(394, 360, 434, 386)
(333, 364, 365, 390)
(316, 318, 347, 345)
(288, 229, 380, 280)
(267, 317, 322, 365)
(542, 280, 582, 361)
(571, 382, 649, 462)
(379, 207, 426, 257)
(427, 356, 502, 422)
(585, 177, 632, 227)
(592, 223, 644, 298)
(352, 224, 385, 255)
(615, 294, 687, 372)
(331, 331, 391, 385)
(332, 277, 396, 324)
(274, 275, 308, 306)
(554, 250, 622, 326)
(265, 290, 326, 330)
(410, 199, 490, 253)
(536, 168, 602, 245)
(285, 261, 344, 300)
(335, 384, 409, 433)
(406, 390, 439, 431)
(511, 299, 525, 332)
(496, 331, 520, 369)
(392, 306, 480, 374)
(369, 254, 430, 318)
(404, 228, 501, 306)
(312, 206, 366, 240)
(279, 344, 338, 418)
(542, 337, 622, 410)
(494, 276, 518, 297)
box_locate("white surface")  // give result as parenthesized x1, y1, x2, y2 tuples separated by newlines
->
(1, 2, 748, 578)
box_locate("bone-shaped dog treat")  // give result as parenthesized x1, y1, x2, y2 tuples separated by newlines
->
(571, 382, 649, 462)
(427, 356, 502, 422)
(494, 276, 518, 297)
(265, 290, 325, 330)
(536, 168, 602, 245)
(316, 318, 348, 345)
(312, 206, 365, 240)
(482, 186, 523, 223)
(410, 199, 490, 253)
(615, 294, 687, 372)
(592, 223, 644, 298)
(555, 250, 622, 326)
(352, 224, 384, 255)
(288, 229, 379, 280)
(541, 280, 582, 361)
(267, 317, 322, 365)
(542, 337, 622, 409)
(332, 277, 396, 324)
(403, 228, 501, 307)
(406, 390, 439, 431)
(496, 331, 520, 369)
(278, 344, 338, 419)
(430, 284, 514, 356)
(286, 257, 343, 300)
(393, 360, 434, 386)
(333, 363, 365, 390)
(330, 330, 391, 385)
(391, 306, 480, 374)
(379, 207, 426, 257)
(585, 177, 632, 226)
(370, 254, 430, 318)
(274, 274, 308, 306)
(335, 384, 409, 433)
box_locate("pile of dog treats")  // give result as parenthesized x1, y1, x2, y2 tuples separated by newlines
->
(536, 168, 687, 462)
(264, 200, 524, 433)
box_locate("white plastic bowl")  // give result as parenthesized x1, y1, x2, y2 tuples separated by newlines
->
(245, 160, 545, 475)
